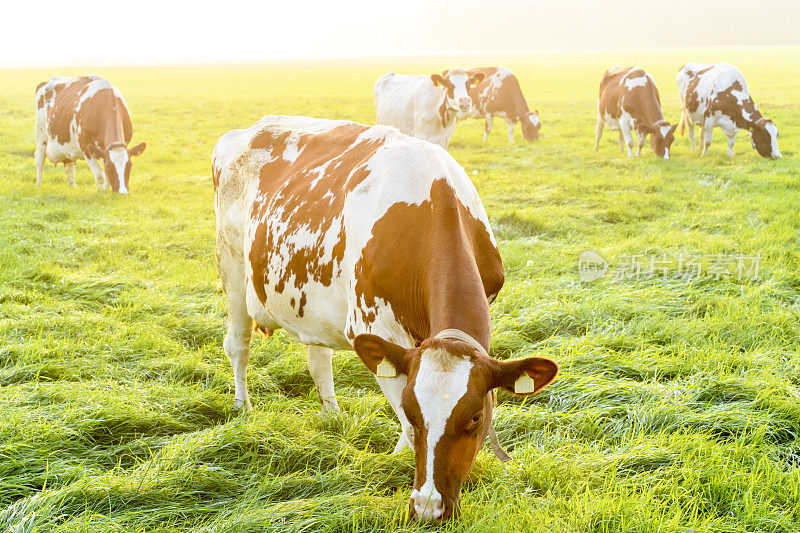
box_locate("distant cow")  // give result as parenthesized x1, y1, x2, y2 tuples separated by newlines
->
(595, 66, 676, 159)
(374, 69, 485, 148)
(460, 67, 541, 142)
(676, 63, 780, 159)
(35, 75, 146, 193)
(213, 115, 558, 521)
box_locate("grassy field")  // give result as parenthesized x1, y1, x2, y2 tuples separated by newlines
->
(1, 47, 799, 532)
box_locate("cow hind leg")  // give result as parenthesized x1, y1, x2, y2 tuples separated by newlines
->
(594, 115, 604, 151)
(686, 121, 697, 152)
(701, 121, 713, 157)
(65, 163, 76, 187)
(306, 345, 339, 413)
(223, 298, 253, 410)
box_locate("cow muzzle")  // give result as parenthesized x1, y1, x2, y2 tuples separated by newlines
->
(458, 97, 471, 112)
(409, 489, 448, 521)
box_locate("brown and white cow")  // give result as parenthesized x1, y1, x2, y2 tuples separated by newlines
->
(459, 67, 541, 143)
(676, 63, 780, 159)
(213, 116, 558, 521)
(595, 66, 676, 159)
(374, 69, 485, 148)
(35, 75, 146, 193)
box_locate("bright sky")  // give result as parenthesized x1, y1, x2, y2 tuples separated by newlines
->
(3, 0, 799, 65)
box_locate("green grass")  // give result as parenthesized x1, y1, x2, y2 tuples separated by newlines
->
(1, 47, 799, 532)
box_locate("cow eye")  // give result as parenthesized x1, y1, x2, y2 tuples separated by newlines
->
(470, 413, 482, 425)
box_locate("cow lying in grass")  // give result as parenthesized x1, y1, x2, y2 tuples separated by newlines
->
(213, 115, 558, 521)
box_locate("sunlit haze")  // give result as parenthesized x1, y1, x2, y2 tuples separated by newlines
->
(3, 0, 800, 65)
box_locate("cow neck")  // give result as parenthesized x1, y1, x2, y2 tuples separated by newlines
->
(437, 91, 453, 129)
(102, 104, 128, 150)
(434, 329, 487, 356)
(424, 183, 492, 352)
(747, 114, 767, 132)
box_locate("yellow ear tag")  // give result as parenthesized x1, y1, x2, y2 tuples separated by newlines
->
(376, 360, 397, 378)
(514, 373, 536, 394)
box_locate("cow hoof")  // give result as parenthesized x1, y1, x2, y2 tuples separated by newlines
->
(234, 398, 252, 411)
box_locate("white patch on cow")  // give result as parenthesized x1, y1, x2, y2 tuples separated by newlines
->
(529, 113, 540, 127)
(108, 147, 129, 193)
(411, 348, 472, 520)
(623, 75, 648, 90)
(659, 125, 671, 139)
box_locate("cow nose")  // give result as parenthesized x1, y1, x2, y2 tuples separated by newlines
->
(458, 97, 471, 110)
(410, 489, 445, 521)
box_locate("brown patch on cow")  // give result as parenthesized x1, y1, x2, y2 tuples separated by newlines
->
(247, 123, 384, 307)
(353, 178, 504, 348)
(709, 80, 763, 130)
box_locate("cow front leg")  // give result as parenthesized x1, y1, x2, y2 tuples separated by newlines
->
(85, 157, 108, 190)
(483, 114, 494, 142)
(727, 131, 737, 158)
(594, 115, 604, 150)
(618, 130, 625, 154)
(619, 121, 634, 157)
(35, 143, 46, 186)
(504, 118, 515, 143)
(636, 132, 646, 156)
(65, 163, 76, 187)
(306, 345, 339, 413)
(375, 375, 414, 453)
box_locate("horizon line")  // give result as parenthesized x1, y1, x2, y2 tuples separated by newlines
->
(1, 44, 798, 71)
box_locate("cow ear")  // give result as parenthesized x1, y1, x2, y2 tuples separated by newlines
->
(354, 334, 412, 378)
(128, 142, 146, 157)
(491, 357, 558, 397)
(470, 72, 485, 85)
(431, 74, 447, 87)
(669, 124, 678, 135)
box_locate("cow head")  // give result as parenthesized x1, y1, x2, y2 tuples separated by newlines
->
(646, 122, 677, 159)
(88, 142, 146, 193)
(751, 119, 781, 159)
(431, 69, 485, 113)
(354, 334, 558, 522)
(520, 110, 541, 141)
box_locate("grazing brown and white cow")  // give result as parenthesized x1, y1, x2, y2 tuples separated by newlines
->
(374, 69, 485, 148)
(595, 66, 676, 159)
(35, 75, 146, 193)
(459, 67, 541, 143)
(213, 115, 558, 521)
(676, 63, 780, 159)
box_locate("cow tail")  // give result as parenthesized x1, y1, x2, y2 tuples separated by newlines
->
(679, 110, 687, 137)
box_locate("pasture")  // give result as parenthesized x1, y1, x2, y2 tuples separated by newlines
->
(1, 47, 800, 532)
